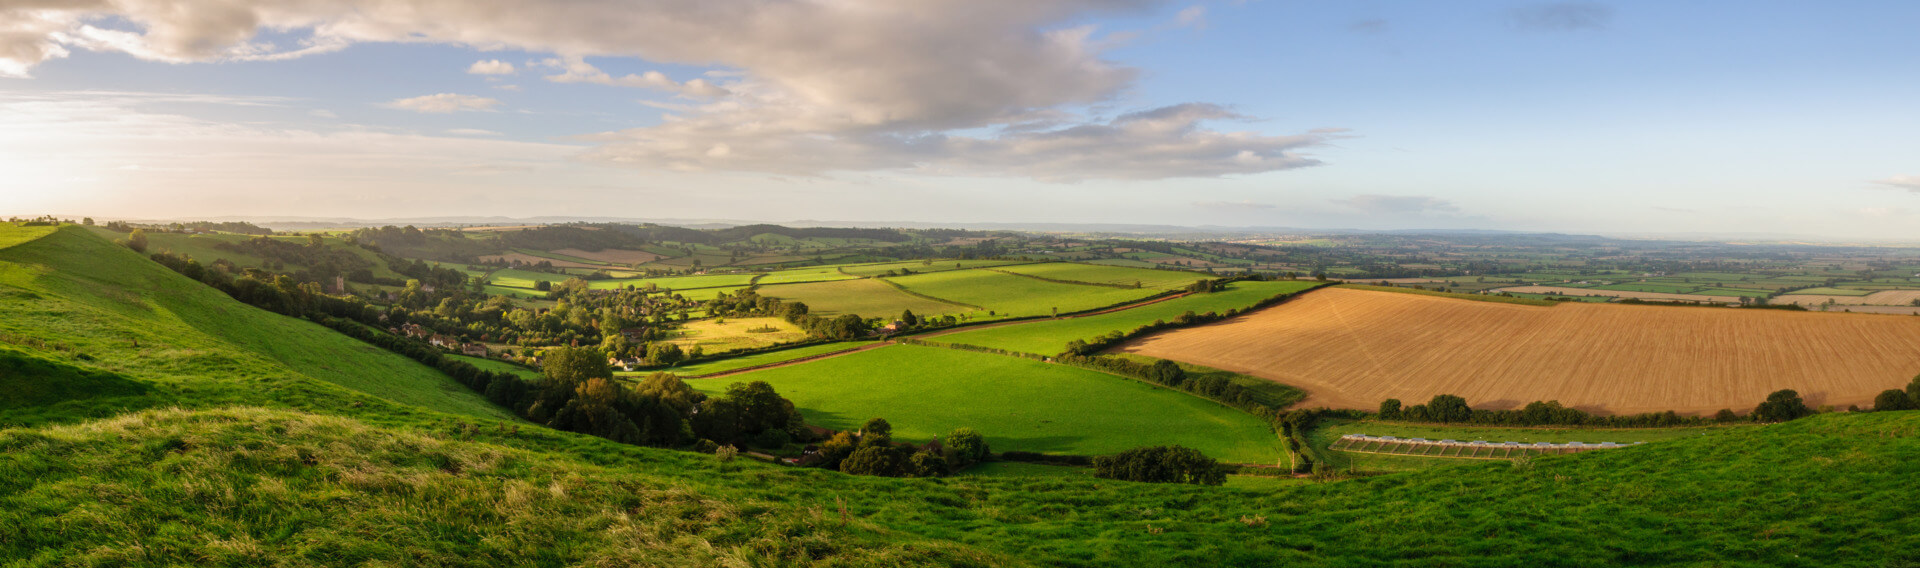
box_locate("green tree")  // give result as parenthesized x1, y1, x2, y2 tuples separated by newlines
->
(726, 380, 794, 436)
(906, 450, 949, 477)
(126, 229, 149, 253)
(1377, 399, 1403, 420)
(899, 309, 919, 327)
(1092, 445, 1224, 486)
(944, 428, 989, 469)
(542, 346, 611, 386)
(1874, 389, 1916, 411)
(840, 446, 907, 477)
(1755, 389, 1812, 422)
(1908, 375, 1920, 404)
(645, 342, 685, 366)
(860, 417, 893, 439)
(1427, 394, 1473, 423)
(1148, 359, 1185, 386)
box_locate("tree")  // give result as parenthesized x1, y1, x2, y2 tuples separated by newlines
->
(1909, 375, 1920, 404)
(645, 342, 685, 366)
(840, 445, 907, 477)
(726, 380, 795, 436)
(1427, 394, 1473, 423)
(1713, 408, 1741, 423)
(1874, 389, 1916, 411)
(860, 417, 894, 439)
(1755, 389, 1812, 422)
(542, 346, 611, 386)
(899, 309, 919, 327)
(944, 428, 990, 469)
(1092, 445, 1224, 486)
(906, 450, 949, 477)
(1148, 359, 1186, 386)
(534, 280, 552, 291)
(1377, 399, 1403, 420)
(127, 229, 149, 253)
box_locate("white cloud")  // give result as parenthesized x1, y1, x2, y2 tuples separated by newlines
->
(538, 57, 727, 97)
(1174, 6, 1207, 30)
(0, 0, 1337, 181)
(309, 109, 338, 119)
(1873, 175, 1920, 192)
(382, 93, 501, 113)
(467, 59, 515, 75)
(1334, 194, 1461, 215)
(446, 128, 502, 136)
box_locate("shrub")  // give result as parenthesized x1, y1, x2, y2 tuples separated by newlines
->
(1378, 399, 1403, 420)
(840, 446, 907, 477)
(1755, 389, 1812, 422)
(1874, 389, 1916, 411)
(944, 428, 990, 469)
(907, 450, 949, 477)
(715, 444, 738, 462)
(1092, 445, 1225, 486)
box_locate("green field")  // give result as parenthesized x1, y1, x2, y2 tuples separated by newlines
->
(689, 344, 1284, 463)
(755, 266, 860, 285)
(86, 227, 411, 281)
(626, 341, 878, 377)
(888, 269, 1163, 317)
(934, 280, 1321, 355)
(838, 259, 1025, 277)
(757, 278, 975, 318)
(1784, 287, 1878, 296)
(0, 225, 516, 426)
(990, 262, 1209, 290)
(449, 354, 542, 381)
(1306, 419, 1749, 474)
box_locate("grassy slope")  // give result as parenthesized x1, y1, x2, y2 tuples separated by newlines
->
(888, 269, 1161, 317)
(936, 281, 1320, 355)
(689, 344, 1284, 463)
(630, 340, 879, 377)
(992, 262, 1210, 290)
(758, 278, 974, 318)
(0, 225, 514, 426)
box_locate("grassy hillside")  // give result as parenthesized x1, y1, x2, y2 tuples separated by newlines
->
(888, 269, 1163, 317)
(689, 344, 1285, 463)
(0, 225, 513, 426)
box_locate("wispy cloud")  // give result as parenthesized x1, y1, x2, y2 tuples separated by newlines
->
(1509, 3, 1613, 32)
(382, 94, 501, 114)
(1193, 200, 1275, 210)
(1873, 175, 1920, 192)
(538, 57, 728, 98)
(467, 60, 515, 75)
(1334, 194, 1460, 215)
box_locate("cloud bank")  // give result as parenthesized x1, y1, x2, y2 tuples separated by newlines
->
(0, 0, 1334, 181)
(1874, 175, 1920, 192)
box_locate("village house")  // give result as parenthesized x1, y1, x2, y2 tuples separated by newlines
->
(608, 357, 644, 372)
(461, 343, 488, 357)
(428, 334, 456, 348)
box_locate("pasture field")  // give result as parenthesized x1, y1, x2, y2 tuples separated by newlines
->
(668, 286, 747, 302)
(837, 259, 1026, 277)
(1784, 287, 1877, 296)
(484, 268, 569, 289)
(990, 262, 1209, 290)
(449, 354, 542, 381)
(91, 228, 411, 281)
(629, 341, 879, 377)
(478, 252, 605, 269)
(755, 266, 860, 285)
(756, 278, 974, 318)
(662, 317, 810, 353)
(1083, 258, 1160, 269)
(887, 269, 1163, 317)
(934, 280, 1321, 355)
(1122, 287, 1920, 415)
(689, 344, 1284, 463)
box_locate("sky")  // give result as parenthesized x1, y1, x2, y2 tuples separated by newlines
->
(1, 0, 1917, 239)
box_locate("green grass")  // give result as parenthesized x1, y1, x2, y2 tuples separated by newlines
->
(1784, 287, 1878, 296)
(838, 259, 1025, 277)
(1306, 419, 1744, 474)
(1337, 283, 1560, 306)
(449, 354, 542, 381)
(757, 278, 976, 318)
(934, 281, 1321, 355)
(756, 266, 860, 285)
(889, 269, 1163, 317)
(634, 341, 878, 377)
(990, 262, 1210, 290)
(690, 344, 1284, 463)
(0, 225, 515, 426)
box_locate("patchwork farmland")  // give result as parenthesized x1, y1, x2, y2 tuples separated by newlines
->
(1121, 286, 1920, 415)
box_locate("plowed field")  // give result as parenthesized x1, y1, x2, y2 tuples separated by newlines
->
(1120, 287, 1920, 415)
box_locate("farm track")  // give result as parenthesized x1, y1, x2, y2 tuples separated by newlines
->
(1122, 287, 1920, 415)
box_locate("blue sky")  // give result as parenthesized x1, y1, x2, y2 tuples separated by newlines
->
(1, 1, 1916, 239)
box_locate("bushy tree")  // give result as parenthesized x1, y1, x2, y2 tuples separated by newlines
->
(1427, 394, 1473, 423)
(1713, 408, 1741, 423)
(1148, 360, 1185, 387)
(645, 342, 686, 366)
(1093, 445, 1224, 486)
(840, 446, 907, 477)
(126, 229, 149, 253)
(899, 309, 919, 327)
(944, 428, 990, 469)
(1874, 389, 1916, 411)
(906, 450, 948, 477)
(861, 417, 893, 439)
(1755, 389, 1812, 422)
(1909, 375, 1920, 405)
(1377, 399, 1403, 420)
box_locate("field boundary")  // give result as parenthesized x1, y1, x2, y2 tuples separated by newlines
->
(983, 267, 1143, 289)
(1336, 283, 1561, 307)
(872, 276, 985, 310)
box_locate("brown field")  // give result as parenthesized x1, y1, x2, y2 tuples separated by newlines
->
(1774, 290, 1920, 307)
(1492, 285, 1740, 304)
(1119, 287, 1920, 415)
(551, 248, 664, 264)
